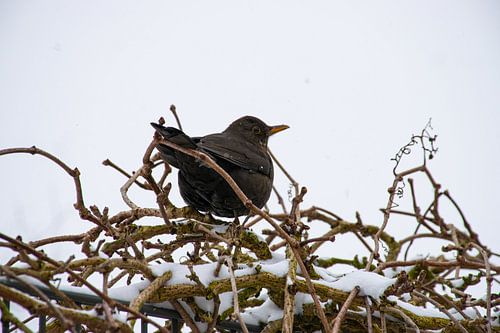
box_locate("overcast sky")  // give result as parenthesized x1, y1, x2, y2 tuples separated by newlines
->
(1, 1, 499, 281)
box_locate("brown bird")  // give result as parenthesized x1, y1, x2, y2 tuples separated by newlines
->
(151, 116, 288, 217)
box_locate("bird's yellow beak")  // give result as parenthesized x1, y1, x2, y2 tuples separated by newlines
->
(268, 124, 289, 136)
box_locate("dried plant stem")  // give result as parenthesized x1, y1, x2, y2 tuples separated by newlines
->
(282, 246, 297, 333)
(380, 311, 387, 333)
(129, 271, 172, 319)
(366, 165, 426, 270)
(331, 286, 360, 333)
(169, 104, 183, 131)
(102, 158, 149, 190)
(382, 306, 420, 333)
(412, 291, 468, 333)
(170, 300, 200, 333)
(0, 266, 76, 332)
(120, 166, 144, 209)
(365, 297, 373, 333)
(226, 256, 249, 333)
(268, 148, 299, 196)
(470, 243, 492, 333)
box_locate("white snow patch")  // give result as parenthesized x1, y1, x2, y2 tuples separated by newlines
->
(260, 259, 289, 277)
(294, 292, 314, 314)
(387, 296, 448, 319)
(329, 270, 396, 299)
(218, 292, 235, 314)
(107, 281, 149, 301)
(150, 262, 193, 284)
(241, 297, 283, 325)
(98, 251, 110, 259)
(450, 278, 464, 288)
(211, 223, 230, 233)
(400, 292, 411, 302)
(194, 296, 214, 313)
(113, 311, 128, 323)
(314, 266, 341, 283)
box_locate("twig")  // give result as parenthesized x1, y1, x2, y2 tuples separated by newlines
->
(170, 300, 200, 333)
(243, 215, 264, 229)
(101, 271, 119, 331)
(312, 206, 343, 221)
(374, 257, 498, 274)
(268, 148, 299, 196)
(444, 190, 481, 247)
(470, 243, 492, 333)
(102, 159, 150, 190)
(353, 231, 374, 254)
(205, 295, 221, 333)
(225, 256, 249, 333)
(366, 165, 426, 270)
(365, 297, 373, 333)
(0, 266, 76, 332)
(412, 290, 468, 333)
(0, 231, 166, 332)
(169, 104, 183, 131)
(380, 311, 387, 333)
(422, 286, 470, 322)
(331, 286, 360, 333)
(128, 271, 172, 332)
(120, 167, 144, 209)
(272, 185, 288, 214)
(382, 306, 420, 333)
(282, 246, 297, 333)
(0, 299, 33, 333)
(195, 224, 232, 245)
(0, 146, 96, 223)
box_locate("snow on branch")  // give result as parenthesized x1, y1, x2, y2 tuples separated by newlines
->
(0, 114, 498, 332)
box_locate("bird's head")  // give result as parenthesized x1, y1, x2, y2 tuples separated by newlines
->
(225, 116, 289, 147)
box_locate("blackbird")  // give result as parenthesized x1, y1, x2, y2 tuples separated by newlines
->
(151, 116, 288, 218)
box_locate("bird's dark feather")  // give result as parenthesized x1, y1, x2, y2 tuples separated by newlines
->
(199, 134, 272, 176)
(151, 116, 284, 217)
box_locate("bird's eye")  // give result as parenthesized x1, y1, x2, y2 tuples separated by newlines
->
(252, 126, 261, 135)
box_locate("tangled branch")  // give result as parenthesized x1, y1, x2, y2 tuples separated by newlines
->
(0, 115, 497, 332)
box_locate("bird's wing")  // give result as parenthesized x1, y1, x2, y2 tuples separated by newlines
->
(198, 134, 272, 176)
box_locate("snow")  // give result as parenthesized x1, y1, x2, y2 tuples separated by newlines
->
(294, 292, 315, 314)
(260, 259, 289, 277)
(314, 266, 341, 283)
(4, 260, 494, 329)
(328, 270, 397, 299)
(194, 296, 214, 313)
(400, 292, 411, 302)
(241, 297, 283, 325)
(112, 311, 128, 323)
(107, 281, 148, 301)
(387, 296, 448, 319)
(218, 292, 235, 314)
(450, 278, 464, 288)
(150, 254, 291, 288)
(98, 251, 110, 259)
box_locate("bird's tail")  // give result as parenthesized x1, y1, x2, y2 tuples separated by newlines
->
(151, 123, 198, 149)
(151, 123, 199, 168)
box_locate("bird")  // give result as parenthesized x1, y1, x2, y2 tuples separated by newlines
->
(151, 116, 288, 218)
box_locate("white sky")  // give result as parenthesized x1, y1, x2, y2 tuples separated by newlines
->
(0, 1, 499, 274)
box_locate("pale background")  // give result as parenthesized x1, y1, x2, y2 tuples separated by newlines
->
(0, 1, 499, 293)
